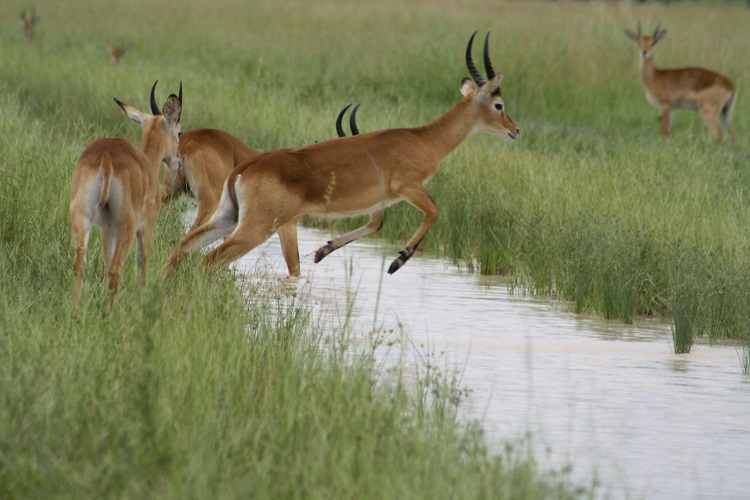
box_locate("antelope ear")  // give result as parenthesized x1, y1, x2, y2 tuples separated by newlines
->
(460, 77, 477, 96)
(162, 94, 182, 126)
(114, 98, 149, 128)
(478, 73, 503, 99)
(624, 30, 638, 42)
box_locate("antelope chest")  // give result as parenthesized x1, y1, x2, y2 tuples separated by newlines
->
(644, 89, 661, 108)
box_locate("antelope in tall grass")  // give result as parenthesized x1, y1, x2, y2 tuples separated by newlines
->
(164, 32, 517, 278)
(625, 23, 737, 141)
(164, 104, 361, 230)
(162, 129, 262, 230)
(20, 10, 40, 41)
(107, 43, 133, 64)
(70, 81, 182, 310)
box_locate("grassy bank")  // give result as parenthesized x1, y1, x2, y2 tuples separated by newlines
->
(0, 0, 599, 497)
(1, 0, 748, 495)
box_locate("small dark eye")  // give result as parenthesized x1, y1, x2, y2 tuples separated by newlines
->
(494, 103, 503, 112)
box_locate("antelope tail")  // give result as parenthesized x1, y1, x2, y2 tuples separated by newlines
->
(99, 153, 113, 206)
(720, 89, 737, 125)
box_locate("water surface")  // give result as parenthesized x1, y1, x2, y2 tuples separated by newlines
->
(233, 226, 750, 499)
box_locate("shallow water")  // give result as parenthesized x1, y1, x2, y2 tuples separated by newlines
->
(231, 225, 750, 499)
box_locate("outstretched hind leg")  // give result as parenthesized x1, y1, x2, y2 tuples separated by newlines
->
(203, 217, 282, 271)
(164, 214, 237, 277)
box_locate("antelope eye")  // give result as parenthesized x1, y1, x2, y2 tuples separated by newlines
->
(494, 103, 503, 112)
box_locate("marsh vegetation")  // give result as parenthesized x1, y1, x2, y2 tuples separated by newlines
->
(1, 0, 748, 497)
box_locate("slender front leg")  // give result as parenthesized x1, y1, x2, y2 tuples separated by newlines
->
(660, 106, 673, 140)
(387, 188, 436, 274)
(314, 210, 384, 263)
(278, 217, 301, 276)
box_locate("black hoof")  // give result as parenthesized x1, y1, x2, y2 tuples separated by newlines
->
(314, 243, 335, 263)
(387, 250, 410, 274)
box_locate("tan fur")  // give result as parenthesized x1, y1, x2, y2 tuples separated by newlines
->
(161, 128, 261, 229)
(625, 25, 736, 141)
(107, 43, 132, 64)
(70, 83, 182, 311)
(164, 35, 518, 278)
(20, 11, 40, 42)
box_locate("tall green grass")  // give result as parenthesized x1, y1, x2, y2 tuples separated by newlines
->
(0, 0, 601, 497)
(1, 0, 749, 495)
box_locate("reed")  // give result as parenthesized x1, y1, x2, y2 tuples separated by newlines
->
(2, 0, 748, 494)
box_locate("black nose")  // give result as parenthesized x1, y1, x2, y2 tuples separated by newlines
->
(516, 128, 520, 136)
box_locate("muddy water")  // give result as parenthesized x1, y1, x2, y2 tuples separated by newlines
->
(231, 226, 750, 499)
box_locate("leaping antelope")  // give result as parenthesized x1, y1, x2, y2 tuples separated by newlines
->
(625, 23, 736, 141)
(164, 32, 517, 278)
(70, 81, 182, 310)
(107, 43, 133, 64)
(20, 10, 40, 41)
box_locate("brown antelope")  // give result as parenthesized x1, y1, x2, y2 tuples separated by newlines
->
(161, 129, 262, 230)
(107, 43, 133, 64)
(625, 23, 737, 141)
(70, 81, 182, 310)
(20, 10, 40, 41)
(163, 105, 360, 230)
(164, 32, 517, 278)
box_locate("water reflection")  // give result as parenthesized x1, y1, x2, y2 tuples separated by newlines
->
(232, 226, 750, 500)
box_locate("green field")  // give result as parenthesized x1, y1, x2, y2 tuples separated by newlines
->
(1, 0, 748, 497)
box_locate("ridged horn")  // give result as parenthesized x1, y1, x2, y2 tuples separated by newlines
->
(336, 104, 352, 137)
(350, 104, 361, 136)
(483, 33, 496, 80)
(178, 81, 182, 105)
(466, 31, 487, 87)
(150, 80, 161, 115)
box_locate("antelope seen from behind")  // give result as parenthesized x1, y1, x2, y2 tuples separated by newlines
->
(20, 10, 40, 42)
(625, 23, 736, 141)
(164, 32, 518, 278)
(70, 81, 182, 310)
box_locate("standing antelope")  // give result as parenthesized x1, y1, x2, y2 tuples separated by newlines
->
(163, 105, 361, 230)
(161, 129, 262, 230)
(20, 10, 40, 41)
(70, 81, 182, 310)
(107, 43, 133, 64)
(625, 23, 736, 141)
(164, 32, 517, 278)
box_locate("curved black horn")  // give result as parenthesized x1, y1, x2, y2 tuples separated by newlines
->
(350, 104, 361, 136)
(150, 80, 161, 115)
(178, 81, 183, 105)
(466, 31, 487, 87)
(336, 104, 352, 137)
(652, 23, 661, 38)
(483, 33, 496, 80)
